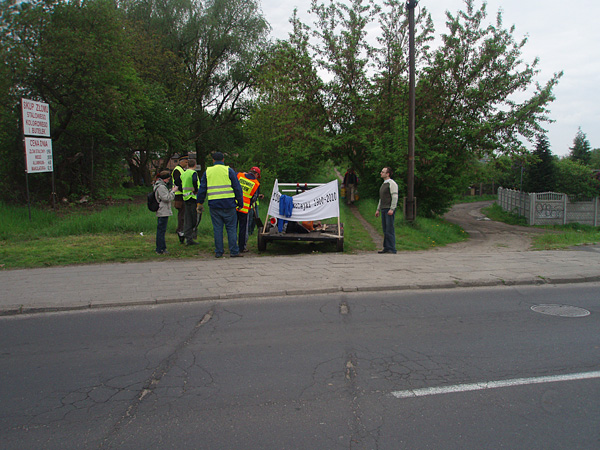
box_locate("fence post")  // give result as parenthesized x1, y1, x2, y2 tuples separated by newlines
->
(530, 193, 535, 225)
(563, 194, 567, 225)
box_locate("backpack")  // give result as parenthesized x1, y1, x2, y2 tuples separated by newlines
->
(147, 190, 160, 212)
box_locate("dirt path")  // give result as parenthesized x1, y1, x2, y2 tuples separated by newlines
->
(344, 198, 549, 253)
(348, 203, 382, 247)
(438, 201, 549, 253)
(334, 168, 382, 248)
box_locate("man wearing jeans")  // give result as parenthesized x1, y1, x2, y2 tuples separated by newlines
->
(375, 167, 398, 254)
(196, 152, 244, 258)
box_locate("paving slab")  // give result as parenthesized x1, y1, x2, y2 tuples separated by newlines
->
(1, 246, 600, 315)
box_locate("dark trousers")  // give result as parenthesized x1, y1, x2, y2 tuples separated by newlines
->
(237, 211, 249, 251)
(156, 216, 169, 253)
(381, 208, 397, 253)
(174, 197, 185, 235)
(183, 199, 198, 243)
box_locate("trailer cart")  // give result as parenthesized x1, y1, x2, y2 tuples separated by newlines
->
(257, 180, 344, 252)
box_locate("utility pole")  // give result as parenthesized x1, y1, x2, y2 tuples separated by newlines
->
(405, 0, 417, 222)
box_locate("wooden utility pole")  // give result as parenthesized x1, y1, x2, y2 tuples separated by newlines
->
(405, 0, 417, 222)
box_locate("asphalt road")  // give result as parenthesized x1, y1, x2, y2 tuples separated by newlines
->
(1, 284, 599, 449)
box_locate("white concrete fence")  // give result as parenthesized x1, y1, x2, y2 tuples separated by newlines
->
(497, 187, 600, 226)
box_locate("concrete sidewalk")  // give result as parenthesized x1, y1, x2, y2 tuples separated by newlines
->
(2, 246, 600, 315)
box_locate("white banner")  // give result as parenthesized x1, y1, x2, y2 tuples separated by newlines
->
(268, 179, 340, 221)
(25, 138, 53, 173)
(22, 99, 50, 137)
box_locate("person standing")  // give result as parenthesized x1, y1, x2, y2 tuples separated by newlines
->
(181, 158, 200, 246)
(171, 155, 188, 243)
(375, 167, 398, 254)
(236, 167, 261, 252)
(247, 167, 264, 236)
(196, 152, 244, 258)
(154, 170, 179, 254)
(343, 168, 358, 205)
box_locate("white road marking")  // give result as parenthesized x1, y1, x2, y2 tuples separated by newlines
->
(391, 370, 600, 399)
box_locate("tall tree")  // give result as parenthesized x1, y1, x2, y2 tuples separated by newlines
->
(525, 135, 555, 193)
(121, 0, 270, 169)
(569, 127, 591, 166)
(308, 0, 379, 172)
(244, 13, 329, 180)
(414, 0, 562, 214)
(364, 0, 433, 197)
(257, 0, 561, 214)
(1, 0, 181, 197)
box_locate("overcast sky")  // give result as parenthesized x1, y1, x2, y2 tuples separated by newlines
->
(260, 0, 599, 157)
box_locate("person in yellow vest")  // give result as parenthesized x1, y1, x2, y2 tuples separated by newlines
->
(181, 158, 200, 245)
(236, 167, 261, 252)
(171, 155, 188, 243)
(196, 152, 244, 258)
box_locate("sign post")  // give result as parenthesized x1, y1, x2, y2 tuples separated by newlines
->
(21, 99, 55, 216)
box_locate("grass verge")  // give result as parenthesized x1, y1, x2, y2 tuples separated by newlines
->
(1, 193, 466, 269)
(356, 198, 467, 251)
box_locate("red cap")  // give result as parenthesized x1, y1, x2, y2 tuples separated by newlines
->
(251, 167, 261, 178)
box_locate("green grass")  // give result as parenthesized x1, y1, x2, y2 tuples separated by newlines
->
(532, 224, 600, 250)
(0, 191, 468, 269)
(482, 203, 528, 226)
(356, 198, 467, 251)
(0, 200, 218, 268)
(453, 194, 497, 204)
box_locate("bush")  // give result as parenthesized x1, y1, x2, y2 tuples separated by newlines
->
(554, 158, 600, 199)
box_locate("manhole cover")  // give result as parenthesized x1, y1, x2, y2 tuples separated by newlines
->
(531, 304, 590, 318)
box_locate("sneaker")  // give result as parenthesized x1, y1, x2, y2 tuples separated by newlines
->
(215, 253, 223, 258)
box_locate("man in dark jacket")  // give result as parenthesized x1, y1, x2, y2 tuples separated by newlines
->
(343, 168, 358, 205)
(197, 152, 244, 258)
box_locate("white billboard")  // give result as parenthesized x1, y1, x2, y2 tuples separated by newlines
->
(268, 179, 340, 221)
(22, 99, 50, 137)
(25, 138, 53, 173)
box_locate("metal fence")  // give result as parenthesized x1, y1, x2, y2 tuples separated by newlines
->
(497, 187, 600, 226)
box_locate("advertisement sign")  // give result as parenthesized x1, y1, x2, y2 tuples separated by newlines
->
(25, 138, 53, 173)
(268, 179, 340, 221)
(21, 99, 50, 137)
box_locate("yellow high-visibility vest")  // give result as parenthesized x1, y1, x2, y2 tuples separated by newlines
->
(181, 168, 197, 201)
(171, 165, 185, 197)
(206, 165, 235, 201)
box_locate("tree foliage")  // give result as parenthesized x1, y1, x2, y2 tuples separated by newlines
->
(0, 0, 564, 211)
(413, 0, 561, 214)
(569, 127, 591, 166)
(253, 0, 561, 215)
(0, 0, 268, 202)
(524, 135, 555, 193)
(554, 158, 599, 199)
(243, 28, 329, 181)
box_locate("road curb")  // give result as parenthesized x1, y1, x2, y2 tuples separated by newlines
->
(2, 275, 599, 317)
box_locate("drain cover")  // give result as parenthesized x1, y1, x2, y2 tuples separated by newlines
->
(531, 304, 590, 318)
